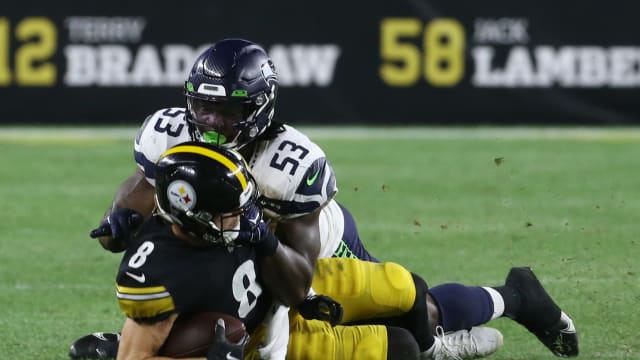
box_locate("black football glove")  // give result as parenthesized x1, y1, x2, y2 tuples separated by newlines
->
(206, 318, 249, 360)
(296, 294, 344, 326)
(90, 208, 143, 246)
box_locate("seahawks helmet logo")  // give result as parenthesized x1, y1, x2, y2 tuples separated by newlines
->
(261, 62, 276, 82)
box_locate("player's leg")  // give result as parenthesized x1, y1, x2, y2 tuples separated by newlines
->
(288, 312, 419, 360)
(387, 326, 421, 360)
(425, 266, 578, 358)
(391, 274, 503, 360)
(325, 204, 501, 356)
(312, 258, 503, 360)
(312, 258, 417, 323)
(428, 283, 498, 332)
(501, 266, 578, 357)
(331, 202, 379, 262)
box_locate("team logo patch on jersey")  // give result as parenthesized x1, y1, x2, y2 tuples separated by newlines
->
(167, 180, 197, 211)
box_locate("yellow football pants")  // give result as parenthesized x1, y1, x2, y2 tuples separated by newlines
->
(312, 258, 417, 323)
(247, 258, 418, 360)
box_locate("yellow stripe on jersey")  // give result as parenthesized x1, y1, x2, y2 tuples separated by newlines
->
(161, 145, 247, 189)
(116, 284, 176, 319)
(116, 284, 168, 295)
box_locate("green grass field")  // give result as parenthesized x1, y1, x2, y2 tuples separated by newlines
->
(1, 126, 638, 359)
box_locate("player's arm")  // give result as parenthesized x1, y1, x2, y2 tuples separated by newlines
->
(94, 168, 156, 252)
(110, 168, 157, 215)
(255, 153, 334, 306)
(93, 108, 189, 252)
(117, 314, 185, 360)
(258, 210, 320, 306)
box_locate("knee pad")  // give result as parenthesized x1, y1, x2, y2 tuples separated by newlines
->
(312, 258, 416, 323)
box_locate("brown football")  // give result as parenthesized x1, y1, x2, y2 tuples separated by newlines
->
(159, 312, 247, 358)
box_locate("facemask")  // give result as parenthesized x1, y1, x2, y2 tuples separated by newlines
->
(221, 220, 240, 246)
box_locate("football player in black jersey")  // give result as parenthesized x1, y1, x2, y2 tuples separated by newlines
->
(110, 143, 298, 359)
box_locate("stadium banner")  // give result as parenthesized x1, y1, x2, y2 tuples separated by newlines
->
(1, 1, 639, 125)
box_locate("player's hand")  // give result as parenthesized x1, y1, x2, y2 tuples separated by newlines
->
(206, 318, 249, 360)
(89, 208, 143, 248)
(236, 204, 269, 244)
(235, 204, 280, 256)
(296, 294, 344, 326)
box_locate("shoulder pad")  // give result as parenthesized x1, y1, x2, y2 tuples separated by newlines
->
(133, 108, 192, 185)
(252, 125, 338, 219)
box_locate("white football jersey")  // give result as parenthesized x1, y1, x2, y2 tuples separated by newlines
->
(133, 107, 344, 257)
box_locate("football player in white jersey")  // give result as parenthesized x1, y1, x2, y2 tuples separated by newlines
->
(78, 39, 578, 360)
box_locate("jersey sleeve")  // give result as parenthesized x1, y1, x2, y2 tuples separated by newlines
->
(116, 255, 177, 322)
(252, 126, 338, 220)
(133, 107, 191, 186)
(115, 217, 273, 329)
(115, 227, 198, 323)
(116, 282, 176, 323)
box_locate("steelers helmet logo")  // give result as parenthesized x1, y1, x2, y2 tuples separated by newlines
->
(167, 180, 197, 211)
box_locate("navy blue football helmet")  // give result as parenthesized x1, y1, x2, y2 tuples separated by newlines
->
(184, 39, 278, 149)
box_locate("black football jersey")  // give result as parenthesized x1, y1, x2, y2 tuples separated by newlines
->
(115, 216, 271, 333)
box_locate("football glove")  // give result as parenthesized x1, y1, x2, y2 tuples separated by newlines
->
(236, 205, 279, 256)
(207, 319, 249, 360)
(236, 204, 264, 243)
(296, 294, 344, 326)
(90, 208, 143, 246)
(68, 332, 120, 359)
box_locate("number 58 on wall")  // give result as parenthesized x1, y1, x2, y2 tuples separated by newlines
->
(380, 17, 465, 87)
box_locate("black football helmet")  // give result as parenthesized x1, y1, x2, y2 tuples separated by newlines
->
(154, 142, 259, 246)
(184, 38, 278, 149)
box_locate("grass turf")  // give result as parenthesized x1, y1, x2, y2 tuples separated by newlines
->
(0, 126, 638, 359)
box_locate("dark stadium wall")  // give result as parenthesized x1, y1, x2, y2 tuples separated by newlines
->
(1, 0, 639, 124)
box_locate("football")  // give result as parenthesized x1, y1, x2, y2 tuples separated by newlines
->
(159, 312, 247, 358)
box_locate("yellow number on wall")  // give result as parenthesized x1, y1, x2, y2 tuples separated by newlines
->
(424, 18, 464, 86)
(15, 17, 57, 86)
(0, 18, 10, 86)
(380, 17, 465, 87)
(380, 18, 422, 87)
